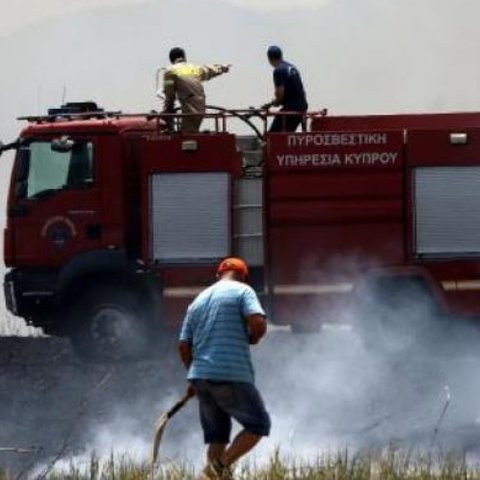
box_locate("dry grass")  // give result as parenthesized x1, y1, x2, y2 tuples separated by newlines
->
(14, 449, 480, 480)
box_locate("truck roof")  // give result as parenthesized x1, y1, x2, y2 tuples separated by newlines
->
(312, 111, 480, 131)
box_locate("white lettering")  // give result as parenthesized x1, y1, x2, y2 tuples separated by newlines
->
(287, 132, 390, 149)
(277, 153, 344, 167)
(344, 152, 398, 166)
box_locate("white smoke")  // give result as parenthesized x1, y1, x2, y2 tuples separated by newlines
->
(34, 264, 480, 474)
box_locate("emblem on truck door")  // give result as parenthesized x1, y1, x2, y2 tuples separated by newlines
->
(41, 216, 77, 247)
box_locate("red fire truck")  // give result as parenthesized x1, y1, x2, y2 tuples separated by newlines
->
(2, 102, 480, 360)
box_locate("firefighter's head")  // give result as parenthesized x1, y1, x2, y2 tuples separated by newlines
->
(169, 47, 186, 64)
(217, 257, 249, 282)
(267, 45, 283, 67)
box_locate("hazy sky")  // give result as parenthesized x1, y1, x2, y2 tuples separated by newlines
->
(2, 0, 480, 332)
(0, 0, 142, 36)
(0, 0, 331, 36)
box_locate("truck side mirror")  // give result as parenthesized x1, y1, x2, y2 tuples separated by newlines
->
(51, 136, 74, 153)
(0, 139, 24, 157)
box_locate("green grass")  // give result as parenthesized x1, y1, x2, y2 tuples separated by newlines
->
(13, 449, 479, 480)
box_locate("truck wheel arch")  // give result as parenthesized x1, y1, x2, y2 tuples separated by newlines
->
(54, 250, 164, 360)
(351, 267, 455, 355)
(55, 250, 135, 296)
(54, 249, 160, 316)
(352, 266, 449, 314)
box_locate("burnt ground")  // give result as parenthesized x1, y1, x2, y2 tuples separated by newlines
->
(0, 336, 190, 478)
(3, 327, 480, 478)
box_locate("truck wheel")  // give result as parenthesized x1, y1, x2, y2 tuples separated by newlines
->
(69, 285, 154, 362)
(355, 277, 439, 356)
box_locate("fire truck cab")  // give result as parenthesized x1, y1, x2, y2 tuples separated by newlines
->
(3, 102, 480, 360)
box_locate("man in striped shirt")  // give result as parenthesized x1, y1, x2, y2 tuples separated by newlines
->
(179, 258, 271, 480)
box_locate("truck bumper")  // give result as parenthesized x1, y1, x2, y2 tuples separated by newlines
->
(4, 277, 18, 315)
(4, 269, 58, 319)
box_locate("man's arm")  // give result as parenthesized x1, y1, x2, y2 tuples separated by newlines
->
(262, 86, 284, 109)
(200, 64, 230, 81)
(178, 340, 193, 369)
(178, 306, 194, 368)
(246, 314, 267, 345)
(163, 70, 176, 113)
(270, 67, 287, 107)
(178, 340, 196, 397)
(241, 287, 268, 345)
(273, 85, 285, 106)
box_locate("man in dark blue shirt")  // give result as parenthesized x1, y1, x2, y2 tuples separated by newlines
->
(263, 46, 308, 133)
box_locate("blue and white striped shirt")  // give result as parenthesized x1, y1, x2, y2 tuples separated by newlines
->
(179, 279, 265, 384)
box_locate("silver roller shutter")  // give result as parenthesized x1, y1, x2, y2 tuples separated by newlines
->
(150, 172, 230, 262)
(415, 166, 480, 256)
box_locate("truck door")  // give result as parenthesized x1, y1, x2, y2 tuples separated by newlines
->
(9, 136, 103, 268)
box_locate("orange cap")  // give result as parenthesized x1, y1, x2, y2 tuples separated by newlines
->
(217, 257, 249, 280)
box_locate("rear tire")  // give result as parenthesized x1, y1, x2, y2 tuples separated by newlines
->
(355, 277, 440, 356)
(69, 284, 155, 362)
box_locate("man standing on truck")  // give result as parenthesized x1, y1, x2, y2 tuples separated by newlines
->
(178, 257, 271, 480)
(162, 47, 230, 133)
(263, 45, 308, 132)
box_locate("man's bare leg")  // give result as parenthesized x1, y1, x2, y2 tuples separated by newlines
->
(220, 431, 262, 467)
(200, 445, 228, 479)
(207, 443, 227, 462)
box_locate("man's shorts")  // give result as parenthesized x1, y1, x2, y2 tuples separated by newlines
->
(192, 380, 271, 444)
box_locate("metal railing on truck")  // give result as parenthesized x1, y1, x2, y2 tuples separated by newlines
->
(17, 107, 328, 140)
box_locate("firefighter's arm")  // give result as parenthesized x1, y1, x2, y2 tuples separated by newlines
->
(201, 64, 230, 81)
(178, 341, 193, 369)
(269, 67, 286, 107)
(162, 70, 176, 112)
(262, 86, 284, 109)
(246, 314, 267, 345)
(273, 85, 285, 106)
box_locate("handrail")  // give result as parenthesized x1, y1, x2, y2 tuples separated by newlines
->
(17, 111, 122, 122)
(18, 109, 327, 122)
(17, 108, 329, 138)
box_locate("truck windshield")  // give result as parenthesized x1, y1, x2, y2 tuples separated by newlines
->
(21, 141, 94, 200)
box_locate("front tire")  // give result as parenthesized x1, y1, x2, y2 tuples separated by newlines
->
(69, 284, 154, 362)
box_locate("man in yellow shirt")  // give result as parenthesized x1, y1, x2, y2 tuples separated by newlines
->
(162, 47, 230, 133)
